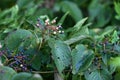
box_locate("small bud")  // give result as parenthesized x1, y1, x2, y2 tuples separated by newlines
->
(20, 64, 23, 67)
(0, 43, 2, 48)
(58, 30, 64, 34)
(56, 27, 59, 30)
(58, 25, 62, 28)
(45, 19, 50, 23)
(53, 31, 57, 34)
(45, 22, 50, 26)
(51, 19, 56, 24)
(58, 30, 62, 33)
(36, 23, 40, 27)
(61, 31, 64, 34)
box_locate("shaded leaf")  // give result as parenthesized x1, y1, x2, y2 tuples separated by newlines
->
(29, 74, 43, 80)
(12, 72, 43, 80)
(60, 1, 83, 22)
(114, 72, 120, 80)
(0, 5, 19, 25)
(50, 40, 71, 75)
(0, 66, 17, 80)
(85, 70, 111, 80)
(58, 12, 69, 25)
(12, 72, 32, 80)
(88, 0, 111, 27)
(102, 54, 109, 66)
(24, 48, 44, 70)
(114, 2, 120, 16)
(5, 29, 33, 50)
(111, 30, 119, 44)
(114, 44, 120, 53)
(72, 44, 94, 74)
(114, 2, 120, 20)
(96, 26, 115, 42)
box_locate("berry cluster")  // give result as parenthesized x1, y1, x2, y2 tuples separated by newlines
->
(90, 35, 120, 55)
(0, 51, 5, 57)
(98, 39, 118, 54)
(7, 52, 31, 72)
(36, 18, 64, 35)
(92, 57, 102, 69)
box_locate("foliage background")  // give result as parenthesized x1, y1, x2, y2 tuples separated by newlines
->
(0, 0, 120, 80)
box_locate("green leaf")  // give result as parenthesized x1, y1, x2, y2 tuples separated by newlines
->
(0, 5, 18, 18)
(11, 5, 19, 18)
(109, 57, 120, 71)
(71, 23, 91, 38)
(67, 17, 88, 37)
(5, 29, 33, 51)
(72, 17, 88, 31)
(3, 29, 14, 33)
(96, 26, 115, 42)
(111, 30, 119, 44)
(29, 74, 43, 80)
(114, 72, 120, 80)
(60, 1, 83, 22)
(64, 35, 90, 45)
(50, 40, 71, 75)
(0, 5, 19, 25)
(77, 23, 90, 35)
(58, 12, 69, 25)
(12, 72, 32, 80)
(108, 64, 116, 74)
(72, 74, 80, 80)
(17, 0, 35, 9)
(12, 72, 43, 80)
(25, 48, 42, 70)
(114, 2, 120, 16)
(72, 44, 94, 74)
(114, 44, 120, 53)
(25, 6, 37, 17)
(88, 0, 111, 27)
(85, 70, 111, 80)
(114, 2, 120, 20)
(0, 66, 17, 80)
(102, 54, 108, 65)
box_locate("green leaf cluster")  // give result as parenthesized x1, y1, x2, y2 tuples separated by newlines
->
(0, 0, 120, 80)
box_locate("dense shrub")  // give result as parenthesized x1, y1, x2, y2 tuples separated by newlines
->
(0, 0, 120, 80)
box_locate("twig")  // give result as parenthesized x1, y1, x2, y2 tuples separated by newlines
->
(32, 70, 71, 74)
